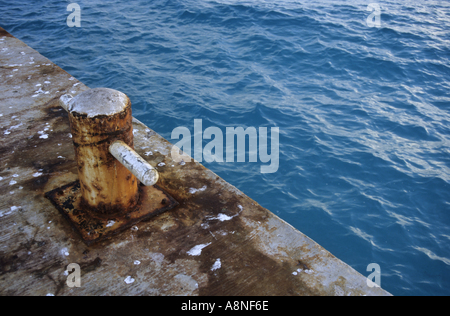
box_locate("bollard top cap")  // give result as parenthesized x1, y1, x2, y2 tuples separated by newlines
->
(67, 88, 130, 118)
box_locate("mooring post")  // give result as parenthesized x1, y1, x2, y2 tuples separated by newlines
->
(59, 88, 159, 215)
(48, 87, 177, 245)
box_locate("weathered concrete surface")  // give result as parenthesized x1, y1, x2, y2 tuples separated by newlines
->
(0, 26, 391, 296)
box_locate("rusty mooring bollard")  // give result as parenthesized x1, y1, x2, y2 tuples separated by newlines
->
(46, 88, 177, 245)
(59, 88, 158, 215)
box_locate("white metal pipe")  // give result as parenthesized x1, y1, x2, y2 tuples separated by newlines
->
(109, 140, 159, 187)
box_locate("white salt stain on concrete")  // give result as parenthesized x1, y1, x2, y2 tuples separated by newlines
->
(211, 258, 221, 271)
(60, 247, 70, 257)
(206, 205, 243, 222)
(207, 213, 236, 222)
(124, 276, 135, 284)
(293, 268, 314, 275)
(187, 243, 211, 256)
(4, 123, 23, 135)
(0, 206, 20, 218)
(38, 131, 48, 139)
(189, 185, 207, 194)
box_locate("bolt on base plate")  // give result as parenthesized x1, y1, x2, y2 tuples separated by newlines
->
(45, 181, 178, 246)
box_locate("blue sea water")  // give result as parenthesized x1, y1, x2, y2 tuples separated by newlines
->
(1, 0, 450, 296)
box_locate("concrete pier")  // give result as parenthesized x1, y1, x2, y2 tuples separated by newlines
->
(0, 26, 391, 296)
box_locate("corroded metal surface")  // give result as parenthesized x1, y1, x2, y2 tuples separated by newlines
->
(67, 89, 138, 214)
(45, 181, 178, 246)
(0, 26, 391, 296)
(51, 88, 173, 245)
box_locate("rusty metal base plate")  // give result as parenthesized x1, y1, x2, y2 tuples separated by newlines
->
(45, 181, 178, 246)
